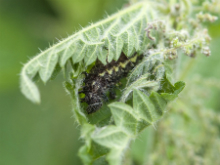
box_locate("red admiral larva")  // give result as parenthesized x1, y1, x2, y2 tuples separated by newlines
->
(79, 52, 143, 114)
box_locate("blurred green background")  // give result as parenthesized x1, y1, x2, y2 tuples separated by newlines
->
(0, 0, 220, 165)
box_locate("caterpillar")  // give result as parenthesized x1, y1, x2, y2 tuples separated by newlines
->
(79, 52, 143, 114)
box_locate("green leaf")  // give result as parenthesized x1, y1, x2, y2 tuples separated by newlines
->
(121, 73, 159, 102)
(20, 2, 156, 103)
(20, 70, 40, 103)
(173, 81, 185, 95)
(106, 148, 124, 165)
(115, 36, 124, 61)
(78, 146, 92, 165)
(133, 89, 155, 123)
(149, 92, 167, 118)
(92, 126, 129, 149)
(84, 45, 98, 66)
(109, 102, 138, 136)
(59, 44, 76, 67)
(126, 52, 164, 86)
(161, 81, 186, 101)
(64, 77, 87, 125)
(50, 64, 62, 80)
(91, 126, 130, 165)
(38, 50, 59, 83)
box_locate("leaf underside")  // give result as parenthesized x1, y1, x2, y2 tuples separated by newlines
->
(20, 2, 157, 103)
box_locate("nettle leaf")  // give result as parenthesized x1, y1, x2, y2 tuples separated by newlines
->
(20, 1, 187, 165)
(133, 90, 157, 123)
(78, 76, 185, 165)
(109, 103, 138, 136)
(76, 57, 185, 165)
(20, 2, 154, 103)
(126, 53, 164, 86)
(65, 76, 87, 125)
(121, 73, 159, 102)
(75, 50, 185, 164)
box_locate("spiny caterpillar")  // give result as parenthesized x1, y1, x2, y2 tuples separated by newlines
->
(79, 52, 143, 114)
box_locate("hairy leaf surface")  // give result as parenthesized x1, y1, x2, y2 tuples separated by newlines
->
(20, 2, 156, 103)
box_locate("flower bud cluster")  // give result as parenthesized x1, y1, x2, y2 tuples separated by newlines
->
(196, 12, 218, 23)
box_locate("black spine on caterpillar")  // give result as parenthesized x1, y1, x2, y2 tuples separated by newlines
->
(79, 52, 143, 114)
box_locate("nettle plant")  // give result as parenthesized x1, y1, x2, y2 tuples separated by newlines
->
(20, 0, 218, 165)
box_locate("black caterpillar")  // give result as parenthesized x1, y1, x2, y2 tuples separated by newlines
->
(79, 52, 143, 114)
